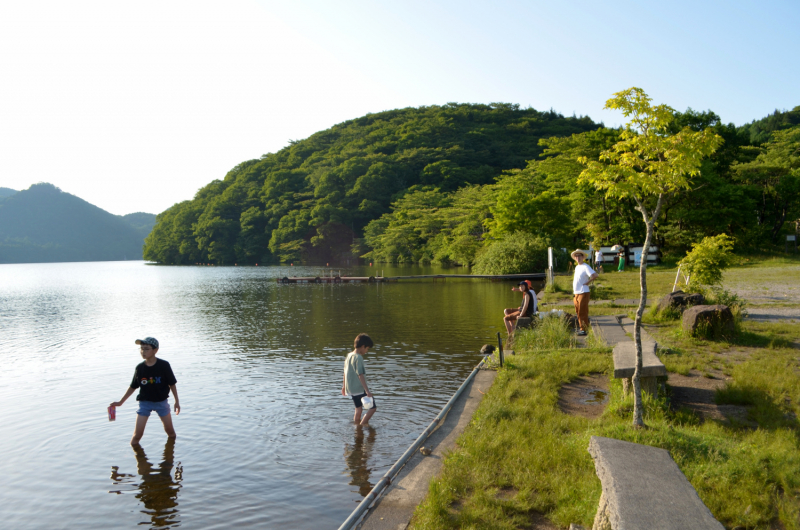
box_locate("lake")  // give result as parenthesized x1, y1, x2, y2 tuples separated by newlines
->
(0, 261, 525, 529)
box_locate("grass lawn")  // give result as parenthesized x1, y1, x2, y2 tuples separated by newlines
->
(540, 255, 800, 307)
(410, 260, 800, 530)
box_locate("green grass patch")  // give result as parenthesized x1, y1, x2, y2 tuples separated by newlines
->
(513, 315, 577, 351)
(411, 329, 800, 529)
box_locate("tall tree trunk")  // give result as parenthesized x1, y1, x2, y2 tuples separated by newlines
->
(631, 194, 664, 428)
(632, 222, 652, 427)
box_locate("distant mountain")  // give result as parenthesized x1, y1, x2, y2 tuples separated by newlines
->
(0, 183, 154, 264)
(120, 212, 157, 241)
(0, 187, 17, 199)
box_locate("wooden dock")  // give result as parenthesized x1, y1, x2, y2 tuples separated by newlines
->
(277, 273, 546, 284)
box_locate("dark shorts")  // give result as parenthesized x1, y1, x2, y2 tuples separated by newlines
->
(351, 393, 377, 410)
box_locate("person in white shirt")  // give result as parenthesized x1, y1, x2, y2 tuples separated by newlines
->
(594, 249, 604, 273)
(571, 249, 598, 336)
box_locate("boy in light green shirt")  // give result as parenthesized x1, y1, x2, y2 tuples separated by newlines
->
(341, 333, 376, 425)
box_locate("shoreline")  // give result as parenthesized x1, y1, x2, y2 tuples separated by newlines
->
(356, 368, 498, 530)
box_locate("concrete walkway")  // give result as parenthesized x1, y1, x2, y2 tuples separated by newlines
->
(590, 315, 654, 346)
(357, 369, 497, 530)
(542, 298, 652, 308)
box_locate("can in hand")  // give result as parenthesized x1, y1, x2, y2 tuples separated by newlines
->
(108, 405, 116, 421)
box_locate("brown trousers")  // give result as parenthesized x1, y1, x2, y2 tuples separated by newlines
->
(573, 292, 591, 331)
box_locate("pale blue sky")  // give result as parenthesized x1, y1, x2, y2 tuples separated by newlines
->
(1, 0, 797, 215)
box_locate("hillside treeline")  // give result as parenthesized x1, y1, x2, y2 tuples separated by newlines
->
(144, 104, 800, 267)
(143, 104, 598, 264)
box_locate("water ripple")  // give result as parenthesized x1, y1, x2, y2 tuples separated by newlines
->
(0, 261, 511, 529)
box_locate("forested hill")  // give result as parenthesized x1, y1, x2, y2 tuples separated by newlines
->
(144, 103, 599, 265)
(0, 183, 154, 263)
(121, 212, 157, 242)
(737, 106, 800, 144)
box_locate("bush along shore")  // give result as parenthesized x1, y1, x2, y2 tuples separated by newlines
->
(409, 261, 800, 530)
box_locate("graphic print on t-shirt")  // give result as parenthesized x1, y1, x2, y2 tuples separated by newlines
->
(131, 358, 177, 401)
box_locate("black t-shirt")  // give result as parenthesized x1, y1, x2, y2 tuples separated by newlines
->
(130, 358, 177, 402)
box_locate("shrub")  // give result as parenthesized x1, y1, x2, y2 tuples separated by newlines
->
(707, 287, 748, 319)
(678, 234, 737, 290)
(472, 231, 551, 275)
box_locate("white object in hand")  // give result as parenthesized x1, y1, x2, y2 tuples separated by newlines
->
(361, 396, 374, 410)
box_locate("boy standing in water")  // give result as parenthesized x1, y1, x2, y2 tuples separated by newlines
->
(341, 334, 376, 425)
(110, 337, 180, 445)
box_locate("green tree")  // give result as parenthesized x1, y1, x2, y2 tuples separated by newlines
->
(472, 231, 551, 275)
(732, 126, 800, 245)
(579, 88, 722, 427)
(677, 234, 736, 290)
(145, 103, 599, 264)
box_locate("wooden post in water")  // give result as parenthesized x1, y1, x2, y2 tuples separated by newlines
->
(496, 332, 504, 367)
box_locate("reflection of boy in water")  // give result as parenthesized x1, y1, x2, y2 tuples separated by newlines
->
(109, 440, 182, 528)
(344, 426, 376, 497)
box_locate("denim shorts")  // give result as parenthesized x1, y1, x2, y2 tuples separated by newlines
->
(137, 399, 171, 417)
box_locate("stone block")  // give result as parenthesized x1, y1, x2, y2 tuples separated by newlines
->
(563, 312, 579, 330)
(588, 436, 724, 530)
(656, 290, 705, 313)
(612, 341, 665, 379)
(515, 316, 533, 329)
(682, 304, 734, 336)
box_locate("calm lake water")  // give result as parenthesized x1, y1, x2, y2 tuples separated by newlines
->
(0, 261, 522, 529)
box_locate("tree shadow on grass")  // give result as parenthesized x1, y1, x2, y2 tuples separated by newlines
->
(734, 330, 794, 349)
(716, 385, 799, 431)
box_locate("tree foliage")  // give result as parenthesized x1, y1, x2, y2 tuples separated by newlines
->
(472, 231, 553, 275)
(678, 234, 736, 289)
(732, 126, 800, 245)
(579, 87, 723, 428)
(144, 104, 598, 264)
(144, 100, 799, 267)
(578, 88, 723, 199)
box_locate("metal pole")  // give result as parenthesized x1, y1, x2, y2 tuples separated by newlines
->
(337, 356, 489, 530)
(496, 332, 504, 368)
(672, 264, 682, 294)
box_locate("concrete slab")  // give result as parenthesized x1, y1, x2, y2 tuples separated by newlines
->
(357, 369, 497, 530)
(590, 315, 630, 346)
(612, 341, 666, 379)
(612, 298, 653, 306)
(618, 316, 655, 343)
(588, 436, 724, 530)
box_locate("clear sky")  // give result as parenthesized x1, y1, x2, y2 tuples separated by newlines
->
(1, 0, 797, 216)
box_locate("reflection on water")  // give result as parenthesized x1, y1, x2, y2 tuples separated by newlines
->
(583, 390, 609, 404)
(109, 440, 182, 528)
(0, 261, 517, 529)
(344, 425, 376, 498)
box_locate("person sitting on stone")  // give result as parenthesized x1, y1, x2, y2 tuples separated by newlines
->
(504, 281, 537, 337)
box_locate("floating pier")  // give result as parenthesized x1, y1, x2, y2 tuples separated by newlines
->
(277, 276, 383, 284)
